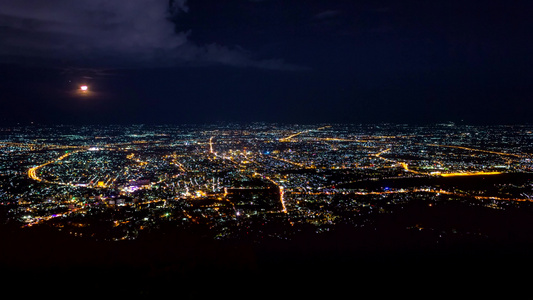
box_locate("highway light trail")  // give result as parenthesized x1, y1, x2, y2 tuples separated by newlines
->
(209, 136, 215, 154)
(373, 147, 507, 177)
(28, 150, 81, 184)
(373, 148, 422, 174)
(23, 207, 86, 227)
(260, 173, 287, 214)
(438, 171, 503, 177)
(268, 155, 305, 168)
(279, 125, 331, 142)
(427, 144, 524, 158)
(298, 188, 532, 203)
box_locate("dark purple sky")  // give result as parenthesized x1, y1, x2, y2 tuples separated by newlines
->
(1, 0, 532, 125)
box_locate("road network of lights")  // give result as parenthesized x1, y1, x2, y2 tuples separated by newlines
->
(1, 123, 533, 240)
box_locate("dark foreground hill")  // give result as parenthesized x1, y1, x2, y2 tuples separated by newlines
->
(2, 199, 533, 298)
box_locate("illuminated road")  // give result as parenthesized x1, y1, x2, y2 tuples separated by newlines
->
(0, 142, 84, 150)
(23, 207, 87, 227)
(260, 173, 287, 213)
(209, 136, 215, 154)
(268, 155, 305, 168)
(372, 147, 506, 177)
(248, 165, 287, 214)
(297, 187, 532, 203)
(279, 125, 331, 142)
(28, 150, 81, 184)
(438, 171, 503, 177)
(373, 148, 424, 175)
(210, 146, 288, 213)
(373, 148, 391, 158)
(427, 144, 524, 158)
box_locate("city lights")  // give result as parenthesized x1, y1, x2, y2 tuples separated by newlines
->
(0, 123, 532, 242)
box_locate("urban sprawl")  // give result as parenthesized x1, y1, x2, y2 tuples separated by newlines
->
(1, 123, 533, 241)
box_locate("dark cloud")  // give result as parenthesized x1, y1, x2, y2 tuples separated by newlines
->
(0, 0, 302, 70)
(313, 10, 341, 20)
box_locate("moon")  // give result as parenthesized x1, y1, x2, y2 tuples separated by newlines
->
(80, 85, 88, 91)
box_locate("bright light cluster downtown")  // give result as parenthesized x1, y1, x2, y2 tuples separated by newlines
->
(1, 123, 533, 241)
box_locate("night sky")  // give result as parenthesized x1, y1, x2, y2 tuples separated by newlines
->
(1, 0, 532, 125)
